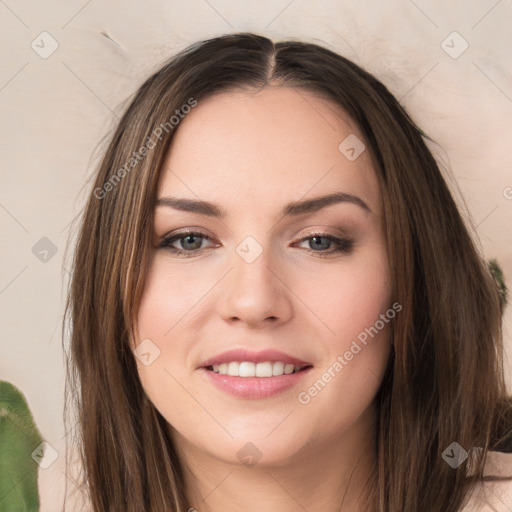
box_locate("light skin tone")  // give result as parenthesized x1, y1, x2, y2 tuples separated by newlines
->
(133, 85, 393, 511)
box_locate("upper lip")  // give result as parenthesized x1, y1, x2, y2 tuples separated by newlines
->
(199, 348, 312, 368)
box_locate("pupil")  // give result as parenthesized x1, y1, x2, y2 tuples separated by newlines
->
(312, 236, 329, 250)
(184, 235, 200, 249)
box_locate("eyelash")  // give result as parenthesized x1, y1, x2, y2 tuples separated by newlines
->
(159, 230, 354, 258)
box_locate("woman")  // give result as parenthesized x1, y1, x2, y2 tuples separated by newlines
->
(64, 32, 512, 511)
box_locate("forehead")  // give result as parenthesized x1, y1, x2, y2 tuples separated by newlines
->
(158, 86, 382, 216)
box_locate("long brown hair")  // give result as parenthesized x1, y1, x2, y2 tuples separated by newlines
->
(64, 32, 512, 512)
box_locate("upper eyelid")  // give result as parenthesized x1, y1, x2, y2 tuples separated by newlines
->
(160, 228, 346, 240)
(160, 229, 214, 242)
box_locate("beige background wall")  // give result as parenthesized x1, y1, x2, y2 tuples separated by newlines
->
(1, 0, 511, 492)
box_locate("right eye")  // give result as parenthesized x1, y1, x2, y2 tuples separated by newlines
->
(159, 230, 217, 258)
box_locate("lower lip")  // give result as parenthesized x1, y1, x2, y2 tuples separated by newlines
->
(200, 367, 313, 399)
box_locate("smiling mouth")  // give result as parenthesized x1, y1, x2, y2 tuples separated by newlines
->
(205, 361, 312, 377)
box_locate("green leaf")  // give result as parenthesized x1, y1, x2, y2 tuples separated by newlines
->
(0, 381, 43, 512)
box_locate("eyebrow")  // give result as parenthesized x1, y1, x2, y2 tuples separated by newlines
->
(155, 191, 371, 218)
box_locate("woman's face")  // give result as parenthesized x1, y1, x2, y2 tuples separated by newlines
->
(134, 86, 393, 467)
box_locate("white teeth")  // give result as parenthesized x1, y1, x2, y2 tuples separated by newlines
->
(227, 361, 239, 376)
(272, 361, 284, 375)
(239, 362, 256, 377)
(211, 361, 305, 377)
(284, 363, 295, 374)
(256, 362, 273, 377)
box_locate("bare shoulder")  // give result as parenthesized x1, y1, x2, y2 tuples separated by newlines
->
(461, 451, 512, 512)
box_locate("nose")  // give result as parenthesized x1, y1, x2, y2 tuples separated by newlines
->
(217, 240, 294, 328)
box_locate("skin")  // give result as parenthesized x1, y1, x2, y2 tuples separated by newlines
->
(134, 85, 393, 512)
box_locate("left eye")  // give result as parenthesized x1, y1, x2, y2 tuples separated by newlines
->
(295, 233, 353, 255)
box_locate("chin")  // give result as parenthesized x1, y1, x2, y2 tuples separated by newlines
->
(213, 437, 306, 468)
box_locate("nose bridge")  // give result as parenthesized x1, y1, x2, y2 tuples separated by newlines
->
(232, 233, 279, 299)
(219, 232, 293, 325)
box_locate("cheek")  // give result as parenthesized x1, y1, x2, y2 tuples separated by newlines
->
(295, 243, 393, 395)
(340, 261, 392, 339)
(133, 254, 221, 408)
(299, 244, 392, 345)
(296, 247, 393, 421)
(136, 256, 209, 338)
(133, 261, 185, 396)
(134, 271, 197, 421)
